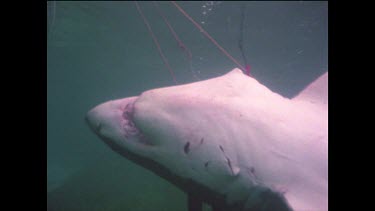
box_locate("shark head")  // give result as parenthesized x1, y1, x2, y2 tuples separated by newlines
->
(86, 68, 327, 211)
(85, 69, 254, 192)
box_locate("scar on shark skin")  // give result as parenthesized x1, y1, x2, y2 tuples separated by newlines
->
(219, 145, 236, 176)
(183, 138, 205, 154)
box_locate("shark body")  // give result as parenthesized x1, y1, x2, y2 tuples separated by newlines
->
(86, 68, 328, 211)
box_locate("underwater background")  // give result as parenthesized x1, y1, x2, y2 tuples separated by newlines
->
(47, 1, 327, 211)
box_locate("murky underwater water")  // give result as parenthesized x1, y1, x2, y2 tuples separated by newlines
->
(47, 1, 327, 210)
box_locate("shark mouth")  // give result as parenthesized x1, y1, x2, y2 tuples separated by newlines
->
(122, 101, 140, 138)
(85, 96, 153, 148)
(121, 99, 152, 146)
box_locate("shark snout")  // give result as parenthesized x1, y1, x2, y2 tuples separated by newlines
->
(85, 108, 103, 134)
(85, 99, 117, 136)
(85, 97, 140, 138)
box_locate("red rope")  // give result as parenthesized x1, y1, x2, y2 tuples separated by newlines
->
(153, 1, 192, 62)
(171, 1, 248, 74)
(134, 1, 178, 84)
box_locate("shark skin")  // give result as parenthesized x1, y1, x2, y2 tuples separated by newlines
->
(86, 68, 328, 211)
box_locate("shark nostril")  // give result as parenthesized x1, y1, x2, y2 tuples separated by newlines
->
(96, 122, 102, 133)
(84, 113, 93, 126)
(85, 112, 102, 134)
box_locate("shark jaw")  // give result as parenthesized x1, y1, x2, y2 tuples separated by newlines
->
(86, 68, 327, 211)
(85, 95, 263, 210)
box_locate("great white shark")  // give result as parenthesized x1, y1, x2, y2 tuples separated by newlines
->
(85, 68, 328, 211)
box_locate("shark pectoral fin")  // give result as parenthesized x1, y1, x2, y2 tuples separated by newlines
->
(188, 193, 203, 211)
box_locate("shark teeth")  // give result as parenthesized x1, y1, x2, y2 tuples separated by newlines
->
(122, 102, 140, 137)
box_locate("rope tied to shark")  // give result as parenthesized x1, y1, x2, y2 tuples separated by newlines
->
(134, 1, 178, 84)
(134, 1, 252, 84)
(171, 1, 251, 76)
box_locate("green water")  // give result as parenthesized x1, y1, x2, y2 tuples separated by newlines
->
(47, 1, 327, 210)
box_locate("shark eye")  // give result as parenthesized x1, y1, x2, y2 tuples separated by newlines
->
(122, 103, 135, 120)
(122, 110, 131, 120)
